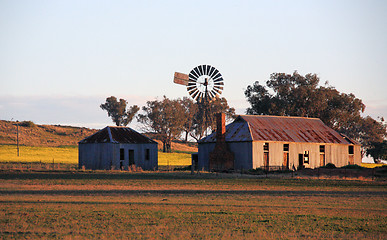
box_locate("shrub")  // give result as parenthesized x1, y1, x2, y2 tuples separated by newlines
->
(322, 163, 336, 169)
(341, 164, 364, 169)
(19, 121, 36, 128)
(173, 165, 191, 171)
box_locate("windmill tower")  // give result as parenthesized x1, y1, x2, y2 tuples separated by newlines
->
(173, 65, 224, 136)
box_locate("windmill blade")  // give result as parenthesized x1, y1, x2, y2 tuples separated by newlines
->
(213, 88, 222, 94)
(194, 67, 202, 78)
(213, 76, 223, 82)
(187, 85, 197, 91)
(189, 75, 198, 82)
(188, 88, 198, 96)
(196, 92, 204, 102)
(214, 85, 224, 90)
(192, 90, 200, 101)
(205, 65, 210, 76)
(190, 88, 199, 97)
(212, 73, 222, 81)
(199, 65, 204, 76)
(210, 69, 219, 78)
(208, 66, 215, 77)
(190, 70, 199, 80)
(202, 65, 207, 75)
(208, 90, 215, 99)
(212, 90, 220, 98)
(214, 81, 224, 86)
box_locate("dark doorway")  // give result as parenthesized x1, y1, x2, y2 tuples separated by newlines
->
(120, 148, 125, 170)
(298, 154, 304, 170)
(128, 150, 135, 166)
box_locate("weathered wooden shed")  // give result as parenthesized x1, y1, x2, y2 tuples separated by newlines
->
(78, 126, 158, 170)
(198, 115, 361, 171)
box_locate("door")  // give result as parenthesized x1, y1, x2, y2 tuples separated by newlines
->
(298, 154, 304, 170)
(348, 155, 354, 165)
(128, 150, 135, 166)
(283, 152, 289, 170)
(264, 152, 269, 171)
(320, 154, 325, 167)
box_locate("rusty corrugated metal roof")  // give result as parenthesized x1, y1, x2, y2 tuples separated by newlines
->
(79, 126, 157, 144)
(199, 115, 355, 145)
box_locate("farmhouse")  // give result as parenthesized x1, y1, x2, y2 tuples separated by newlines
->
(198, 114, 361, 171)
(78, 126, 158, 170)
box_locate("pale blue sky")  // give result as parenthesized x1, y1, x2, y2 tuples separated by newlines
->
(1, 0, 386, 129)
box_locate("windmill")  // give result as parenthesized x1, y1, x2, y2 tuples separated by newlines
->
(174, 65, 224, 136)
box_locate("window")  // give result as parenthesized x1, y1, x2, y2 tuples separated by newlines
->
(304, 151, 309, 164)
(348, 145, 354, 155)
(320, 145, 325, 153)
(145, 149, 150, 161)
(263, 143, 269, 152)
(283, 144, 289, 152)
(120, 148, 125, 160)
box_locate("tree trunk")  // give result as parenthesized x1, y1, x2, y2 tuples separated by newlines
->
(162, 139, 172, 153)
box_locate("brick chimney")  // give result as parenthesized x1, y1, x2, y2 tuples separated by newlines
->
(216, 112, 226, 143)
(209, 113, 234, 171)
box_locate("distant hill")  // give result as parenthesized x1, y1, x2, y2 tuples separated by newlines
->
(0, 120, 198, 152)
(0, 120, 97, 147)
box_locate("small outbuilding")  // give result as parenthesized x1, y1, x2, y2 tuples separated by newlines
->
(78, 126, 158, 170)
(198, 114, 361, 171)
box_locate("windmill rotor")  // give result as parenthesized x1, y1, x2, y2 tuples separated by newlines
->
(186, 65, 224, 102)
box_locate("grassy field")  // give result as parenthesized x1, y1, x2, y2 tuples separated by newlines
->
(0, 145, 192, 166)
(0, 171, 386, 239)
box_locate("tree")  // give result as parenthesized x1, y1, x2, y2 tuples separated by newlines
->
(180, 97, 198, 142)
(190, 97, 236, 141)
(100, 96, 139, 126)
(366, 140, 387, 163)
(244, 71, 387, 159)
(137, 96, 186, 153)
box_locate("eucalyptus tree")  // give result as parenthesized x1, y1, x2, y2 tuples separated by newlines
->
(245, 71, 386, 159)
(137, 96, 186, 153)
(100, 96, 139, 126)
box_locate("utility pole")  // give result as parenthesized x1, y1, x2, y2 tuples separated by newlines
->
(11, 118, 19, 156)
(16, 120, 19, 157)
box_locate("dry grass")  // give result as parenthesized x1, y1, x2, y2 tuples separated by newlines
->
(1, 171, 386, 239)
(0, 120, 96, 147)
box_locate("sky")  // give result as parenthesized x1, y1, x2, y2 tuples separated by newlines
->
(1, 0, 386, 130)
